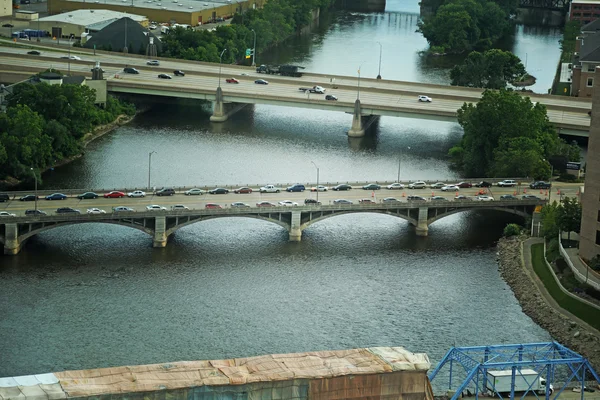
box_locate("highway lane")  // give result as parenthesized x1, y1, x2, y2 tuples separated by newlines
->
(0, 183, 582, 216)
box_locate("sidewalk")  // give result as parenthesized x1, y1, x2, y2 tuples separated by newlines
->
(560, 232, 600, 288)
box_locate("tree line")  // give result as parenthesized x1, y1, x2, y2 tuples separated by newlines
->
(0, 81, 135, 183)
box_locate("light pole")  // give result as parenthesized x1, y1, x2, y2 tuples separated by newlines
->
(311, 161, 320, 203)
(30, 167, 38, 212)
(218, 48, 227, 88)
(251, 29, 256, 67)
(377, 42, 382, 80)
(148, 151, 156, 190)
(357, 65, 362, 100)
(397, 146, 410, 183)
(67, 36, 72, 75)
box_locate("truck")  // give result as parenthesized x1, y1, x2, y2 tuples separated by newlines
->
(299, 85, 326, 94)
(260, 185, 281, 193)
(256, 64, 305, 77)
(485, 369, 553, 395)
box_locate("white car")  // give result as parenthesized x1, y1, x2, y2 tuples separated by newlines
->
(311, 185, 328, 192)
(146, 204, 167, 211)
(172, 204, 189, 210)
(387, 183, 405, 190)
(430, 182, 446, 189)
(128, 190, 146, 198)
(87, 208, 106, 214)
(278, 200, 298, 207)
(476, 195, 495, 201)
(184, 188, 204, 195)
(147, 60, 160, 66)
(62, 55, 81, 60)
(441, 185, 460, 192)
(0, 211, 16, 217)
(149, 24, 158, 29)
(260, 185, 281, 193)
(418, 95, 432, 102)
(408, 181, 426, 189)
(497, 180, 517, 187)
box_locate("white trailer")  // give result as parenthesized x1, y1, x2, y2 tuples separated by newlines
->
(486, 369, 553, 395)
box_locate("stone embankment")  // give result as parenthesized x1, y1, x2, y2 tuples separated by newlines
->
(497, 237, 600, 371)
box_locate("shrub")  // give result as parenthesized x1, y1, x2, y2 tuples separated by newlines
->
(503, 223, 521, 237)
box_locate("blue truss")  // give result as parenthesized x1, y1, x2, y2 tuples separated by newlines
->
(429, 342, 600, 400)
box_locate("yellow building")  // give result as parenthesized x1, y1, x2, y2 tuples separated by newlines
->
(0, 0, 11, 17)
(48, 0, 259, 26)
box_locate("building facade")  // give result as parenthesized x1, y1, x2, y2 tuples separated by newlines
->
(0, 0, 11, 17)
(36, 9, 148, 38)
(570, 0, 600, 24)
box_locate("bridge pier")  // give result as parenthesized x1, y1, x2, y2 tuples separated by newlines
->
(289, 211, 302, 241)
(153, 216, 168, 248)
(210, 87, 247, 122)
(3, 223, 21, 255)
(415, 207, 429, 237)
(348, 99, 365, 137)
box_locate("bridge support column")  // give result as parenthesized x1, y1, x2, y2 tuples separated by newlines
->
(415, 207, 429, 237)
(289, 211, 302, 241)
(4, 223, 21, 255)
(210, 87, 247, 122)
(153, 216, 168, 248)
(348, 99, 365, 137)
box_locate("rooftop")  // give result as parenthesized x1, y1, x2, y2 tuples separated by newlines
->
(60, 0, 246, 13)
(572, 0, 600, 4)
(38, 9, 148, 26)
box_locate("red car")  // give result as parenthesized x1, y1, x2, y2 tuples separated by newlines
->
(256, 201, 276, 207)
(104, 191, 126, 198)
(205, 203, 222, 209)
(234, 187, 252, 194)
(455, 182, 473, 188)
(226, 78, 239, 84)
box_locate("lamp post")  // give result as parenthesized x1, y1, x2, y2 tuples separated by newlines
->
(311, 161, 320, 203)
(251, 29, 256, 67)
(218, 48, 227, 88)
(67, 36, 72, 75)
(397, 146, 409, 183)
(148, 151, 156, 190)
(30, 167, 38, 212)
(357, 65, 362, 100)
(377, 42, 382, 80)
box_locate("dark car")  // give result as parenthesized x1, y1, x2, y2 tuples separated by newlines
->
(158, 73, 172, 79)
(2, 23, 14, 28)
(455, 182, 473, 188)
(332, 184, 352, 191)
(123, 67, 139, 74)
(25, 209, 46, 215)
(0, 193, 9, 202)
(407, 195, 427, 201)
(255, 79, 269, 85)
(325, 95, 338, 101)
(500, 194, 518, 200)
(20, 194, 37, 201)
(359, 199, 376, 204)
(256, 201, 276, 207)
(362, 183, 381, 190)
(530, 181, 552, 189)
(77, 192, 99, 199)
(45, 193, 67, 200)
(286, 184, 306, 192)
(174, 70, 185, 76)
(234, 187, 252, 194)
(522, 194, 540, 200)
(155, 188, 175, 196)
(27, 50, 41, 55)
(56, 207, 80, 214)
(430, 196, 448, 202)
(208, 188, 229, 195)
(304, 198, 321, 205)
(333, 199, 353, 205)
(475, 181, 492, 188)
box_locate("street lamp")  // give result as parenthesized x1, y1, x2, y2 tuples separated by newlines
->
(311, 161, 320, 203)
(397, 146, 410, 183)
(148, 151, 156, 190)
(357, 65, 362, 100)
(377, 42, 382, 80)
(218, 48, 227, 88)
(251, 29, 256, 67)
(30, 168, 38, 211)
(67, 36, 73, 75)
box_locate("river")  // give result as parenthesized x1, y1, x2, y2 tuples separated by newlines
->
(0, 0, 559, 382)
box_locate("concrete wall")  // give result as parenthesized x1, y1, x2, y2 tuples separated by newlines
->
(86, 79, 107, 105)
(579, 66, 600, 260)
(0, 0, 11, 17)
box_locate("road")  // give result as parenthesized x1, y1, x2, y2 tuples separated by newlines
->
(0, 182, 581, 216)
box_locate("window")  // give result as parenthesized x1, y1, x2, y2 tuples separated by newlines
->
(596, 230, 600, 245)
(588, 78, 594, 87)
(588, 65, 596, 72)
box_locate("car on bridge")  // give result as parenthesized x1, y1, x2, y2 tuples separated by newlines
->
(441, 185, 459, 192)
(500, 194, 518, 200)
(104, 191, 126, 198)
(359, 199, 376, 204)
(123, 67, 139, 74)
(0, 211, 16, 217)
(362, 183, 381, 190)
(87, 208, 106, 214)
(408, 181, 426, 189)
(286, 184, 306, 192)
(209, 188, 229, 194)
(497, 180, 517, 187)
(431, 196, 449, 202)
(147, 60, 160, 66)
(45, 193, 67, 200)
(226, 78, 239, 84)
(234, 187, 253, 194)
(332, 184, 352, 191)
(231, 202, 250, 208)
(418, 95, 432, 102)
(205, 203, 222, 209)
(326, 95, 338, 101)
(172, 204, 189, 210)
(158, 73, 172, 79)
(430, 182, 446, 189)
(0, 193, 8, 202)
(155, 188, 175, 196)
(304, 198, 321, 205)
(260, 185, 281, 193)
(333, 199, 353, 205)
(475, 181, 492, 188)
(174, 70, 185, 76)
(113, 206, 135, 212)
(257, 201, 276, 207)
(279, 200, 299, 207)
(2, 23, 14, 27)
(56, 207, 80, 214)
(128, 190, 146, 198)
(382, 197, 400, 203)
(146, 204, 167, 211)
(530, 181, 552, 189)
(185, 188, 204, 195)
(61, 55, 81, 60)
(27, 50, 40, 55)
(25, 209, 46, 215)
(77, 192, 99, 199)
(475, 195, 495, 201)
(454, 182, 473, 188)
(19, 194, 38, 201)
(407, 195, 427, 201)
(311, 185, 328, 192)
(255, 79, 269, 85)
(387, 183, 405, 190)
(454, 195, 470, 201)
(522, 194, 540, 200)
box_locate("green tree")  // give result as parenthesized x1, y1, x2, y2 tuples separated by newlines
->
(503, 223, 521, 237)
(541, 201, 559, 239)
(450, 49, 526, 89)
(557, 197, 582, 239)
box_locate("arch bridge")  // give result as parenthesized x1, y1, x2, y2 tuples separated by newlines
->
(0, 200, 543, 255)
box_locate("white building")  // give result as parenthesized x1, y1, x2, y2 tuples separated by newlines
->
(36, 9, 148, 38)
(0, 0, 11, 17)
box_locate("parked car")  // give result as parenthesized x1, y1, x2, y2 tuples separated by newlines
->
(87, 208, 106, 214)
(113, 206, 135, 212)
(20, 194, 37, 201)
(441, 185, 460, 192)
(333, 199, 353, 204)
(77, 192, 99, 199)
(155, 188, 175, 196)
(408, 181, 426, 189)
(256, 201, 276, 207)
(522, 194, 540, 200)
(497, 180, 517, 187)
(407, 195, 427, 201)
(158, 73, 172, 79)
(475, 181, 492, 188)
(27, 50, 41, 55)
(311, 185, 328, 192)
(286, 184, 305, 192)
(123, 67, 139, 74)
(387, 183, 404, 190)
(104, 191, 126, 198)
(359, 199, 376, 204)
(304, 198, 321, 205)
(325, 95, 338, 101)
(475, 195, 495, 201)
(208, 188, 229, 194)
(332, 184, 352, 191)
(278, 200, 298, 207)
(382, 197, 400, 203)
(362, 183, 381, 190)
(418, 95, 432, 102)
(231, 202, 250, 208)
(234, 187, 253, 194)
(146, 204, 167, 211)
(128, 190, 146, 198)
(205, 203, 222, 209)
(260, 185, 280, 193)
(45, 193, 67, 200)
(56, 207, 80, 214)
(172, 204, 189, 210)
(226, 78, 239, 84)
(147, 60, 160, 66)
(0, 211, 16, 217)
(430, 196, 448, 202)
(530, 181, 552, 189)
(255, 79, 269, 85)
(430, 182, 446, 189)
(25, 209, 46, 215)
(500, 194, 518, 200)
(174, 70, 185, 76)
(2, 23, 14, 28)
(184, 188, 204, 195)
(455, 182, 473, 188)
(0, 193, 9, 202)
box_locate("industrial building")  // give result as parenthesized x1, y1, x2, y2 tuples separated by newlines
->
(48, 0, 261, 26)
(35, 9, 148, 38)
(0, 0, 10, 17)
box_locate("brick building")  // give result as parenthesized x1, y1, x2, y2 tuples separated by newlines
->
(569, 0, 600, 24)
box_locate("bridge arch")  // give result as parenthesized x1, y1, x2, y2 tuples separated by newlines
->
(18, 220, 154, 243)
(166, 214, 291, 236)
(300, 209, 418, 230)
(427, 207, 530, 225)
